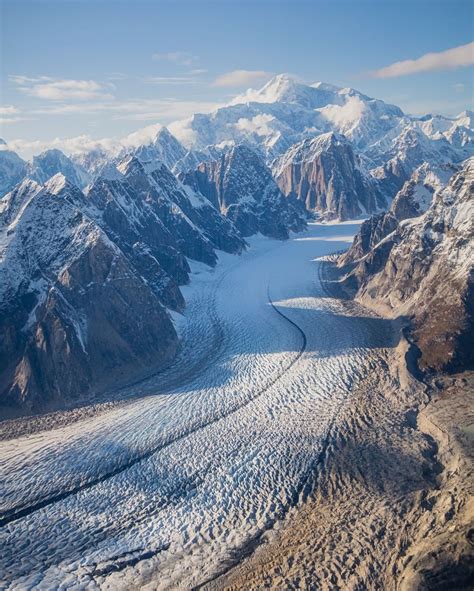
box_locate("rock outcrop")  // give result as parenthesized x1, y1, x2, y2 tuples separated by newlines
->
(0, 179, 179, 412)
(342, 163, 457, 263)
(0, 157, 246, 413)
(340, 158, 474, 372)
(272, 132, 383, 220)
(181, 143, 307, 239)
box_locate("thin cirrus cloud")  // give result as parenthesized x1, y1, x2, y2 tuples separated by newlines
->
(212, 69, 273, 87)
(0, 105, 29, 125)
(143, 75, 200, 85)
(9, 75, 115, 101)
(5, 124, 173, 159)
(368, 41, 474, 78)
(152, 51, 198, 66)
(29, 97, 222, 122)
(0, 105, 19, 116)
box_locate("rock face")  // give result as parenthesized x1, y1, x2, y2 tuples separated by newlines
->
(181, 143, 307, 239)
(0, 158, 246, 413)
(0, 179, 178, 411)
(272, 132, 383, 220)
(342, 163, 457, 263)
(341, 158, 474, 372)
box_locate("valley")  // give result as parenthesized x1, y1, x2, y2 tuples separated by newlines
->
(0, 221, 403, 589)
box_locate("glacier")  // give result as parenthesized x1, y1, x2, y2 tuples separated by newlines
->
(0, 221, 400, 589)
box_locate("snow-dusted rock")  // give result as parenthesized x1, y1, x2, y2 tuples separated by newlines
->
(343, 162, 458, 263)
(0, 179, 179, 411)
(181, 143, 307, 239)
(0, 153, 248, 411)
(0, 140, 27, 198)
(26, 149, 90, 188)
(341, 157, 474, 371)
(272, 132, 383, 220)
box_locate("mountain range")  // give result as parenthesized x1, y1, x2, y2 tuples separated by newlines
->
(0, 74, 472, 412)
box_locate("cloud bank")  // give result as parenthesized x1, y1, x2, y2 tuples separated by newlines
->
(10, 76, 114, 101)
(369, 42, 474, 78)
(213, 70, 272, 87)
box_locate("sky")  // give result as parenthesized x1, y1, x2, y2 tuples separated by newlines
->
(1, 0, 473, 158)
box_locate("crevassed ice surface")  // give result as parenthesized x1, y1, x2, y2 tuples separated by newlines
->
(0, 222, 398, 590)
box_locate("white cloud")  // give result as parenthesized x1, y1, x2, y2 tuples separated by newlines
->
(212, 70, 273, 87)
(369, 42, 474, 78)
(0, 105, 19, 115)
(0, 105, 30, 125)
(29, 97, 221, 122)
(4, 98, 223, 158)
(4, 130, 162, 159)
(152, 51, 198, 66)
(454, 83, 466, 93)
(6, 120, 192, 159)
(235, 114, 274, 136)
(5, 135, 121, 159)
(167, 118, 197, 147)
(0, 117, 30, 125)
(142, 76, 200, 85)
(10, 76, 114, 101)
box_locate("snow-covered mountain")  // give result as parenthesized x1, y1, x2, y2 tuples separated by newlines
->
(3, 75, 472, 223)
(71, 147, 113, 178)
(87, 155, 246, 286)
(0, 139, 27, 197)
(272, 132, 383, 219)
(26, 149, 91, 188)
(1, 74, 472, 411)
(169, 75, 472, 168)
(169, 75, 405, 157)
(414, 110, 474, 148)
(0, 177, 179, 410)
(181, 143, 307, 239)
(130, 127, 188, 172)
(342, 162, 459, 263)
(0, 156, 248, 411)
(169, 75, 472, 217)
(339, 157, 473, 372)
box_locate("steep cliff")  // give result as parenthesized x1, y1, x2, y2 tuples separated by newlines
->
(0, 179, 179, 412)
(181, 143, 306, 239)
(272, 132, 382, 220)
(341, 158, 473, 372)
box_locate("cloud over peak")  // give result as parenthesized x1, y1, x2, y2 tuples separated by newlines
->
(369, 42, 474, 78)
(212, 69, 273, 87)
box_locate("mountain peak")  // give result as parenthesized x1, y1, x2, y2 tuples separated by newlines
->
(44, 172, 73, 195)
(311, 81, 342, 92)
(153, 126, 174, 143)
(229, 74, 310, 106)
(116, 154, 146, 177)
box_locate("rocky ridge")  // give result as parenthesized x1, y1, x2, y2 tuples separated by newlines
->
(340, 158, 474, 372)
(0, 156, 247, 413)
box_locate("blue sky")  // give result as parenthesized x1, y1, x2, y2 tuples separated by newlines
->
(1, 0, 473, 156)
